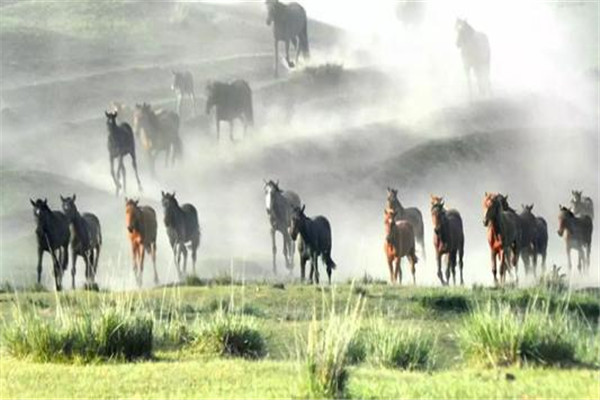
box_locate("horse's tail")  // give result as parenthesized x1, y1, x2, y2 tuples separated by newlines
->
(241, 81, 254, 126)
(324, 251, 336, 270)
(299, 16, 310, 60)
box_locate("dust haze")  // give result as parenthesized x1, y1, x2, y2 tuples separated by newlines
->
(1, 1, 598, 289)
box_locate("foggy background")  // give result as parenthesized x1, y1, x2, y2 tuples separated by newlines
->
(1, 1, 598, 289)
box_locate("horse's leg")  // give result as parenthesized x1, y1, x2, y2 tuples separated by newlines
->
(445, 253, 452, 285)
(435, 251, 444, 285)
(138, 247, 146, 287)
(451, 251, 457, 286)
(459, 246, 464, 285)
(300, 255, 306, 283)
(71, 248, 77, 290)
(532, 245, 538, 278)
(491, 250, 498, 285)
(290, 239, 295, 270)
(577, 247, 583, 273)
(294, 37, 300, 66)
(130, 153, 143, 192)
(410, 253, 417, 286)
(176, 94, 182, 117)
(282, 234, 290, 270)
(174, 243, 182, 279)
(285, 40, 293, 68)
(181, 245, 188, 277)
(191, 92, 197, 116)
(118, 156, 127, 195)
(397, 258, 402, 285)
(191, 240, 198, 276)
(36, 246, 43, 284)
(312, 252, 319, 284)
(151, 243, 159, 285)
(110, 156, 120, 196)
(566, 244, 572, 271)
(132, 242, 139, 285)
(420, 234, 426, 263)
(271, 228, 277, 275)
(387, 255, 394, 284)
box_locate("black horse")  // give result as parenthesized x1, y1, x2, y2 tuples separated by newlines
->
(265, 0, 310, 77)
(105, 111, 142, 196)
(60, 195, 102, 289)
(30, 198, 70, 291)
(161, 191, 201, 278)
(206, 80, 254, 141)
(289, 205, 336, 284)
(171, 70, 196, 117)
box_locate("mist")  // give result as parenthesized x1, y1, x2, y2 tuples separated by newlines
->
(0, 1, 598, 290)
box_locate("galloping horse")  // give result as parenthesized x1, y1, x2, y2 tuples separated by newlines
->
(430, 196, 464, 286)
(171, 70, 196, 117)
(571, 190, 594, 219)
(483, 193, 520, 285)
(30, 198, 70, 291)
(265, 0, 310, 77)
(206, 80, 253, 141)
(60, 195, 102, 288)
(384, 208, 417, 285)
(125, 199, 159, 287)
(558, 205, 592, 272)
(133, 103, 182, 175)
(161, 191, 201, 279)
(521, 204, 548, 274)
(386, 188, 426, 261)
(105, 111, 142, 196)
(517, 203, 538, 276)
(455, 19, 491, 97)
(264, 180, 300, 275)
(289, 205, 336, 284)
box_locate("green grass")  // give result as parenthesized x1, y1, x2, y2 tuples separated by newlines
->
(0, 284, 597, 399)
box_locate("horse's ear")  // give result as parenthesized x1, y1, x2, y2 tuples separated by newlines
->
(30, 199, 35, 207)
(301, 204, 305, 213)
(172, 191, 176, 198)
(530, 204, 534, 210)
(60, 195, 65, 202)
(161, 190, 165, 197)
(72, 194, 76, 201)
(440, 201, 445, 207)
(105, 111, 110, 117)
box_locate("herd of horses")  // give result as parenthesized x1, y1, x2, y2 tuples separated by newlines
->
(26, 2, 592, 290)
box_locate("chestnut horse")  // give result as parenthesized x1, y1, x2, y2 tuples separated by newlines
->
(483, 193, 520, 285)
(386, 188, 426, 262)
(384, 208, 417, 285)
(125, 199, 159, 287)
(430, 196, 464, 286)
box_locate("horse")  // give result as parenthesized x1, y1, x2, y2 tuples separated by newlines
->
(125, 199, 159, 287)
(105, 111, 143, 196)
(171, 70, 196, 117)
(455, 19, 491, 97)
(517, 203, 539, 276)
(571, 190, 594, 219)
(384, 208, 417, 285)
(430, 196, 464, 286)
(386, 188, 426, 262)
(558, 205, 592, 272)
(60, 195, 102, 289)
(133, 103, 182, 176)
(161, 191, 201, 279)
(265, 0, 310, 77)
(521, 204, 548, 274)
(483, 193, 521, 285)
(205, 80, 253, 141)
(289, 205, 336, 284)
(30, 198, 70, 291)
(264, 180, 300, 275)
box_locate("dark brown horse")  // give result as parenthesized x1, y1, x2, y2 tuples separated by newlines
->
(386, 188, 426, 262)
(30, 198, 70, 291)
(265, 0, 310, 77)
(60, 195, 102, 289)
(517, 202, 538, 276)
(289, 205, 336, 284)
(430, 196, 464, 286)
(483, 193, 520, 285)
(105, 111, 142, 196)
(206, 80, 253, 141)
(384, 208, 417, 285)
(558, 205, 592, 272)
(125, 199, 158, 287)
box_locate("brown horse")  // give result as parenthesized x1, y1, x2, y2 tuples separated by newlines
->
(386, 188, 426, 262)
(125, 199, 159, 287)
(558, 205, 592, 272)
(483, 193, 520, 285)
(430, 196, 464, 286)
(384, 208, 417, 285)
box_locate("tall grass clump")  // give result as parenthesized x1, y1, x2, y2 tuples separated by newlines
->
(300, 290, 365, 399)
(365, 319, 436, 370)
(2, 299, 153, 362)
(459, 300, 584, 366)
(193, 310, 266, 359)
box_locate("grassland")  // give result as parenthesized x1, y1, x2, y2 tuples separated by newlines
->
(0, 283, 598, 399)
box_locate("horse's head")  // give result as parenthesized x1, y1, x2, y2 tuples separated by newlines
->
(570, 190, 583, 213)
(431, 202, 446, 236)
(30, 198, 51, 223)
(430, 194, 444, 209)
(264, 179, 281, 212)
(171, 71, 184, 92)
(455, 18, 473, 48)
(265, 0, 279, 26)
(482, 192, 500, 226)
(557, 205, 574, 237)
(125, 198, 141, 234)
(60, 194, 78, 219)
(289, 204, 306, 240)
(105, 110, 118, 126)
(386, 187, 399, 209)
(161, 191, 178, 212)
(521, 204, 534, 214)
(383, 208, 396, 242)
(133, 103, 153, 129)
